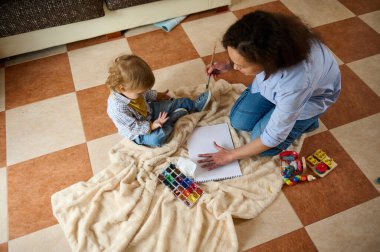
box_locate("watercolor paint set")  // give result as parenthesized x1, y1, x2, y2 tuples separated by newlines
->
(158, 163, 204, 208)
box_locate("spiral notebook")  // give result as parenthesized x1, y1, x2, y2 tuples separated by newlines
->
(187, 123, 242, 182)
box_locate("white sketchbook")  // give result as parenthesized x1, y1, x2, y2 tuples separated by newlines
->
(187, 123, 242, 182)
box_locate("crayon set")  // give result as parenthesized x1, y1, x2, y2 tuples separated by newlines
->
(158, 163, 204, 208)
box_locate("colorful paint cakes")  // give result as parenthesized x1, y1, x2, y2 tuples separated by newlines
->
(158, 163, 204, 208)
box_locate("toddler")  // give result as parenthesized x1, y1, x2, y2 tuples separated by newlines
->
(106, 55, 211, 147)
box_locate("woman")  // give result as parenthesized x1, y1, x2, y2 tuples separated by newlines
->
(198, 10, 341, 170)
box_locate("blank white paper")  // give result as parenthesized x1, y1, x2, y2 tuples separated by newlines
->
(187, 123, 242, 182)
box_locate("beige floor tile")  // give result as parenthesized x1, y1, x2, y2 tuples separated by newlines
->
(0, 168, 8, 244)
(306, 196, 380, 252)
(6, 93, 85, 165)
(124, 24, 160, 37)
(234, 192, 303, 250)
(0, 68, 4, 112)
(68, 38, 132, 91)
(87, 133, 123, 174)
(229, 0, 274, 11)
(8, 224, 71, 252)
(182, 12, 237, 57)
(152, 59, 209, 93)
(281, 0, 354, 27)
(5, 45, 67, 67)
(331, 113, 380, 192)
(360, 10, 380, 34)
(347, 54, 380, 97)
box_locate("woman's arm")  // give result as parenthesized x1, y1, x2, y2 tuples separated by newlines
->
(197, 137, 271, 170)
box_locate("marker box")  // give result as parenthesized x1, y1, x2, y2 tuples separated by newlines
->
(158, 163, 204, 208)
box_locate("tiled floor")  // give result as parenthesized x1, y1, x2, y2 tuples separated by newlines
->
(1, 0, 380, 251)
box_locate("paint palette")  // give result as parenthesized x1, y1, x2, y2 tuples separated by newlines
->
(158, 163, 204, 208)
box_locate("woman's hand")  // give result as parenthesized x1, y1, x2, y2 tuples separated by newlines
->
(157, 89, 171, 100)
(206, 61, 232, 77)
(197, 142, 235, 170)
(151, 112, 169, 130)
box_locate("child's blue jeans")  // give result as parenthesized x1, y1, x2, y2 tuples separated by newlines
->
(133, 98, 195, 147)
(229, 86, 319, 156)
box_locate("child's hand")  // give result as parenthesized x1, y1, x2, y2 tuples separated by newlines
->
(157, 90, 171, 100)
(151, 112, 169, 130)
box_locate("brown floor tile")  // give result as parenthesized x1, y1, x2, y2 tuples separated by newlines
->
(233, 1, 294, 19)
(202, 51, 254, 86)
(0, 112, 5, 167)
(7, 144, 93, 239)
(127, 26, 199, 70)
(0, 243, 7, 252)
(67, 35, 108, 51)
(67, 33, 123, 51)
(106, 31, 123, 40)
(314, 17, 380, 63)
(338, 0, 380, 15)
(246, 228, 318, 252)
(76, 84, 117, 141)
(5, 54, 75, 110)
(283, 131, 379, 226)
(320, 65, 380, 129)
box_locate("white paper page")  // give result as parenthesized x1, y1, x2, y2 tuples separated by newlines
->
(187, 123, 242, 182)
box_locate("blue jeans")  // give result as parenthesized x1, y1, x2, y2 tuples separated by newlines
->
(134, 98, 195, 147)
(230, 86, 319, 156)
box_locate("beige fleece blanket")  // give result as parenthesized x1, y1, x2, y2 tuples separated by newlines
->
(51, 80, 289, 252)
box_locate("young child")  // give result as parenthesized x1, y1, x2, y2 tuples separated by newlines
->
(106, 55, 211, 147)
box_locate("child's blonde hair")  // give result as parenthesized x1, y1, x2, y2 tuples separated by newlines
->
(106, 55, 155, 93)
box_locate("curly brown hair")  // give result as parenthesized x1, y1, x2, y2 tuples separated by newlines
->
(222, 11, 320, 79)
(106, 55, 155, 92)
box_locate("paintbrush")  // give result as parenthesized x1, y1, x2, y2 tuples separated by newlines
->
(206, 43, 217, 90)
